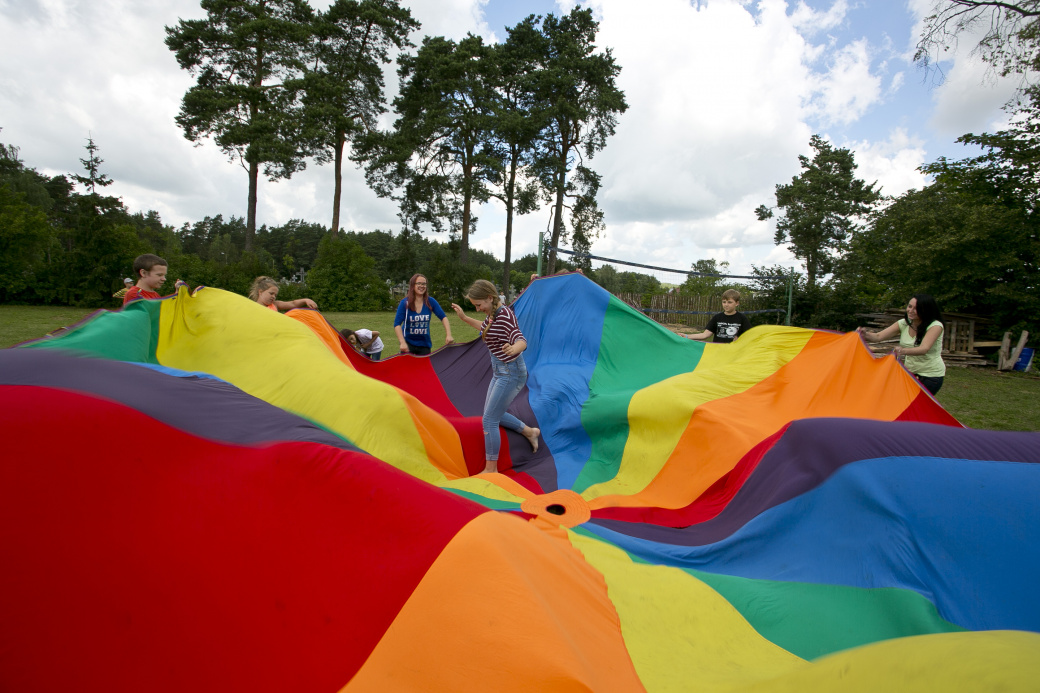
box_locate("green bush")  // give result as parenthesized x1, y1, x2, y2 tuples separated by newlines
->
(307, 234, 391, 311)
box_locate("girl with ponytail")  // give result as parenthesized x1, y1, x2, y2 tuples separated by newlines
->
(452, 280, 540, 474)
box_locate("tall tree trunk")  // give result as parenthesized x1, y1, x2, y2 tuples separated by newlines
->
(331, 130, 345, 236)
(246, 158, 259, 252)
(547, 168, 566, 275)
(460, 158, 472, 265)
(502, 150, 519, 301)
(246, 44, 265, 254)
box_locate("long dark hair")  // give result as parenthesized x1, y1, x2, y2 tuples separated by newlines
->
(907, 293, 942, 346)
(406, 274, 430, 311)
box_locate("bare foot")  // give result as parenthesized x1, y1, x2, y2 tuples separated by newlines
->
(524, 427, 540, 453)
(482, 462, 498, 474)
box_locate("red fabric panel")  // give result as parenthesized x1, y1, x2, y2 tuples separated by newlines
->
(351, 345, 458, 415)
(346, 344, 494, 476)
(0, 385, 486, 692)
(896, 389, 964, 427)
(508, 471, 546, 495)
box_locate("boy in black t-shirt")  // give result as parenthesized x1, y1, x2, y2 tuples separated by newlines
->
(684, 289, 752, 344)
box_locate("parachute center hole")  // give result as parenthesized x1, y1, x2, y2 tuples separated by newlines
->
(546, 504, 566, 516)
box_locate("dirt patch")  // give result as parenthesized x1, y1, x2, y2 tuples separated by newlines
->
(661, 323, 697, 336)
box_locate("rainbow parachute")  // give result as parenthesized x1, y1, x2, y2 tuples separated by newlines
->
(3, 273, 1039, 691)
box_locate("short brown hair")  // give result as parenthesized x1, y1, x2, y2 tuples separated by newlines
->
(133, 254, 167, 278)
(721, 289, 741, 302)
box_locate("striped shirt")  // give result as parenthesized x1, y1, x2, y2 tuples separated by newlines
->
(480, 305, 525, 362)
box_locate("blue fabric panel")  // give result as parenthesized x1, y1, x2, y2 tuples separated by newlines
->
(584, 455, 1040, 632)
(512, 274, 610, 489)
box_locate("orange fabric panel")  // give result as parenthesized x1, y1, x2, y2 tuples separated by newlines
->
(342, 513, 644, 692)
(288, 310, 357, 369)
(591, 332, 925, 510)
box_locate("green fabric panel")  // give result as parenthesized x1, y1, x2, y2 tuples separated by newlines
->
(687, 568, 967, 660)
(570, 528, 965, 661)
(21, 301, 161, 364)
(446, 490, 521, 511)
(572, 296, 703, 492)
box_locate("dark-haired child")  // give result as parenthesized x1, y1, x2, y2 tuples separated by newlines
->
(124, 254, 186, 305)
(341, 328, 384, 361)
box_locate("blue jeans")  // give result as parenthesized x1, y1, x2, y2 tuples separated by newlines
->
(483, 353, 528, 461)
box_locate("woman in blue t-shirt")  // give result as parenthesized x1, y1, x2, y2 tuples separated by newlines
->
(394, 274, 454, 356)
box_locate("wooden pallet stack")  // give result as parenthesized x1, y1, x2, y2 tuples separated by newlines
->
(856, 311, 994, 367)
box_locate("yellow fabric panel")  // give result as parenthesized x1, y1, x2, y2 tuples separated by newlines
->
(342, 513, 645, 692)
(567, 531, 806, 693)
(583, 326, 811, 503)
(590, 329, 924, 510)
(441, 474, 535, 504)
(288, 308, 470, 480)
(732, 630, 1040, 693)
(155, 289, 457, 484)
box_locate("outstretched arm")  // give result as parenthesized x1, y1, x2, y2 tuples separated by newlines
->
(450, 303, 484, 331)
(684, 330, 712, 341)
(275, 297, 317, 311)
(857, 322, 899, 343)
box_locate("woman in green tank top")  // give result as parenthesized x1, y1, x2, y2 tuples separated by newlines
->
(857, 294, 946, 395)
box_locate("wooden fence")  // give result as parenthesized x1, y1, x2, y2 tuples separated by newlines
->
(615, 292, 776, 327)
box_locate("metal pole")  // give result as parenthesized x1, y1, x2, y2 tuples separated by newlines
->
(785, 272, 794, 326)
(537, 232, 543, 276)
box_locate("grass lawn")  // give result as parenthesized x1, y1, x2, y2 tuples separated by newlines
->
(0, 305, 485, 360)
(3, 305, 1037, 431)
(935, 367, 1039, 431)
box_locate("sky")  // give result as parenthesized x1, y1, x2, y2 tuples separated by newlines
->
(0, 0, 1027, 282)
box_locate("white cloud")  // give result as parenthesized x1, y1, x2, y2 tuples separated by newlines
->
(789, 0, 849, 35)
(812, 38, 882, 125)
(844, 128, 929, 198)
(903, 0, 1025, 137)
(928, 55, 1021, 137)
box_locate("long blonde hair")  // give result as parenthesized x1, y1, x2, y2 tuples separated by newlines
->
(466, 279, 502, 340)
(249, 276, 278, 301)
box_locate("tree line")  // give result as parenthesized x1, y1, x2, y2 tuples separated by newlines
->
(4, 113, 1035, 340)
(0, 134, 581, 310)
(165, 0, 626, 295)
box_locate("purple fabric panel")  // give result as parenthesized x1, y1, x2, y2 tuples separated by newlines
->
(431, 339, 558, 491)
(0, 349, 361, 452)
(591, 417, 1040, 546)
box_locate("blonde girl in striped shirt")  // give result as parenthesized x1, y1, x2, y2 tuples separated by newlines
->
(452, 280, 541, 474)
